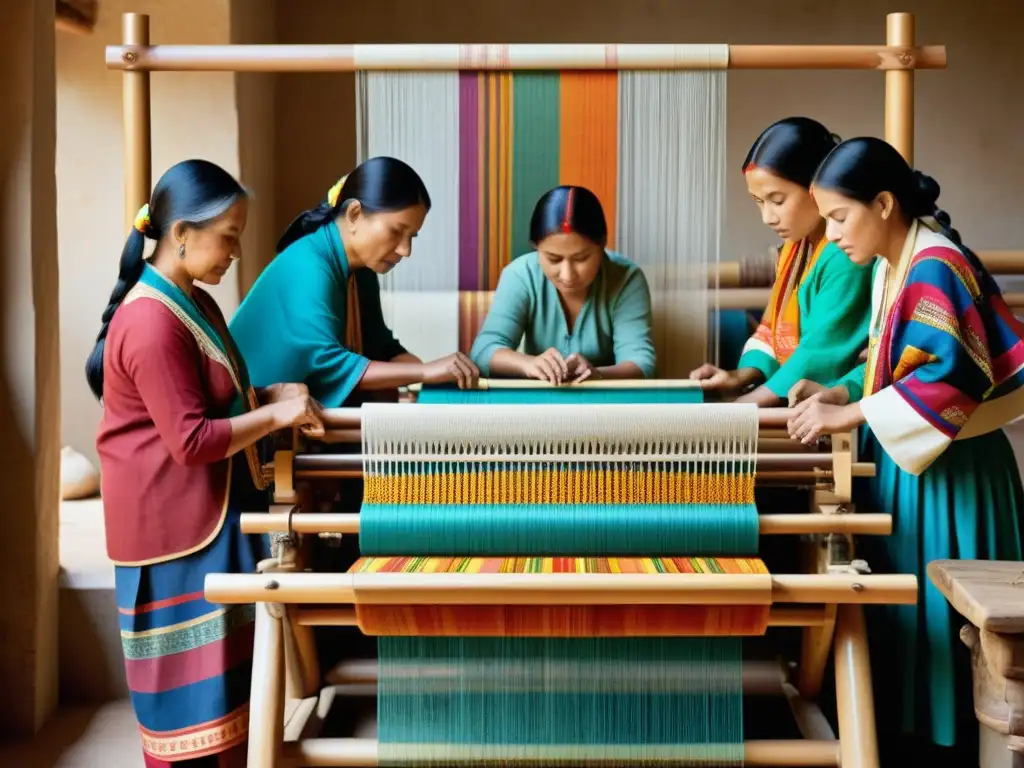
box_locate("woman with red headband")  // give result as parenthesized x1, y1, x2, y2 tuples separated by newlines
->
(470, 185, 656, 384)
(689, 117, 874, 404)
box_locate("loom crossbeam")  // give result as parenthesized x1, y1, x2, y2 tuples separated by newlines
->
(241, 511, 893, 536)
(319, 404, 800, 429)
(277, 736, 842, 766)
(105, 42, 946, 73)
(204, 571, 918, 607)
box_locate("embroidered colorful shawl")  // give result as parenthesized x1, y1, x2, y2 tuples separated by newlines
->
(132, 265, 272, 490)
(747, 237, 829, 363)
(859, 220, 1024, 475)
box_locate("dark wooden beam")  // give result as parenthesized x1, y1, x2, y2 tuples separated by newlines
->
(55, 0, 98, 35)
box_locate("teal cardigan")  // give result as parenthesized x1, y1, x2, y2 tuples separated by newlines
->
(470, 251, 657, 378)
(228, 224, 406, 407)
(737, 243, 873, 398)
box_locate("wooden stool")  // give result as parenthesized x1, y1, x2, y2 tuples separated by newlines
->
(928, 560, 1024, 768)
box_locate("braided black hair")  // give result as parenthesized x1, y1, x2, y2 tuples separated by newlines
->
(85, 159, 247, 401)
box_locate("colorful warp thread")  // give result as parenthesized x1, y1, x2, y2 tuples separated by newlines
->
(376, 636, 745, 765)
(360, 403, 757, 557)
(415, 382, 705, 405)
(353, 402, 758, 764)
(357, 70, 725, 374)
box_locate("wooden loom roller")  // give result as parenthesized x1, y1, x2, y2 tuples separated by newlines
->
(289, 404, 874, 496)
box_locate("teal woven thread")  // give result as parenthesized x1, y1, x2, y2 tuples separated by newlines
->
(377, 636, 745, 765)
(415, 385, 704, 405)
(361, 503, 759, 557)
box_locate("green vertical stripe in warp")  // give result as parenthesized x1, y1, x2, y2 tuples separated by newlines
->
(511, 73, 560, 260)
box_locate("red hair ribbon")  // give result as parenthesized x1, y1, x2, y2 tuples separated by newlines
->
(561, 187, 575, 234)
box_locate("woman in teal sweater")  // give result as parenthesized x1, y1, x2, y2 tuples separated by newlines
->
(689, 118, 874, 405)
(470, 185, 656, 385)
(230, 156, 479, 407)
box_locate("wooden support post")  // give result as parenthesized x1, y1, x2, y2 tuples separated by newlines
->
(834, 604, 880, 768)
(122, 13, 152, 229)
(266, 534, 322, 699)
(885, 12, 915, 163)
(248, 601, 285, 768)
(0, 0, 60, 736)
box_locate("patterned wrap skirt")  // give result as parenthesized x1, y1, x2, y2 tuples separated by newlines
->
(115, 499, 269, 765)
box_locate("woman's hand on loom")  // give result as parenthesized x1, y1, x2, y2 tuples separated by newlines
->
(521, 348, 570, 386)
(272, 393, 326, 438)
(786, 396, 861, 445)
(421, 352, 480, 389)
(787, 379, 849, 408)
(688, 363, 742, 391)
(262, 382, 309, 404)
(565, 353, 601, 383)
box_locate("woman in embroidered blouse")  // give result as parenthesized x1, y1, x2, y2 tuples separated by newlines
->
(689, 117, 873, 404)
(469, 185, 655, 384)
(92, 160, 323, 767)
(229, 156, 479, 406)
(787, 137, 1024, 763)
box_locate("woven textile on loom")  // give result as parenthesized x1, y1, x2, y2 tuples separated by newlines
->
(349, 403, 764, 763)
(414, 381, 705, 405)
(355, 70, 727, 375)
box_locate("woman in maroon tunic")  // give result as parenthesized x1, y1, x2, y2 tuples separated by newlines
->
(90, 159, 322, 766)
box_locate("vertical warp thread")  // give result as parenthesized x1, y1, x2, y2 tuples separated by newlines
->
(360, 71, 461, 362)
(616, 71, 726, 376)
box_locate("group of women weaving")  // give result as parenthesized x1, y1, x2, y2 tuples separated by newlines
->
(90, 113, 1024, 767)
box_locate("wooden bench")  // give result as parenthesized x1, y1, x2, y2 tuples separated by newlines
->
(928, 560, 1024, 768)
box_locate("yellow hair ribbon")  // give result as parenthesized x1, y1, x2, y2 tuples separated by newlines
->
(326, 174, 349, 208)
(133, 203, 151, 234)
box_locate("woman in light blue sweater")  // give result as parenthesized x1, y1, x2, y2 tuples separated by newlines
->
(470, 186, 656, 385)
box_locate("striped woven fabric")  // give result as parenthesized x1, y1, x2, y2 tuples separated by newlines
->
(352, 557, 770, 637)
(351, 555, 768, 575)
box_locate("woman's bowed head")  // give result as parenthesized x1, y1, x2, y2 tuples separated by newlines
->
(786, 137, 962, 444)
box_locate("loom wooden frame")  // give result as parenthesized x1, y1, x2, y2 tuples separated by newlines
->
(107, 11, 932, 767)
(245, 402, 883, 768)
(107, 11, 1024, 317)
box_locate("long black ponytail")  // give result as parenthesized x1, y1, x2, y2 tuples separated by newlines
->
(85, 159, 248, 401)
(275, 156, 431, 254)
(811, 137, 990, 286)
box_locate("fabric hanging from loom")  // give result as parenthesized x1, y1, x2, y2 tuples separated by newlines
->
(351, 402, 760, 764)
(356, 70, 726, 376)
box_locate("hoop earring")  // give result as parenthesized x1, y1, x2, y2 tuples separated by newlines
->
(178, 243, 186, 259)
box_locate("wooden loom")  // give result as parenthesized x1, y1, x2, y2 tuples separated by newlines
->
(205, 395, 910, 767)
(104, 12, 937, 767)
